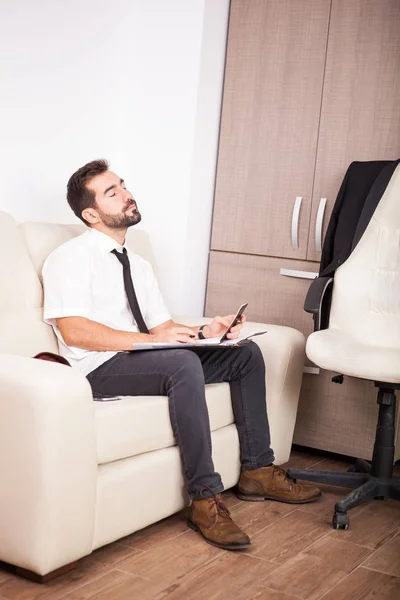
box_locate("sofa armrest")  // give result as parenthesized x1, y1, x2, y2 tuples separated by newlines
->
(172, 315, 213, 327)
(246, 323, 305, 465)
(173, 317, 305, 465)
(0, 354, 97, 575)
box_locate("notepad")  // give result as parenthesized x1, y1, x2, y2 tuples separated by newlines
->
(131, 331, 267, 351)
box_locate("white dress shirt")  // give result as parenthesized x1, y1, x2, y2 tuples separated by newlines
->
(42, 228, 171, 376)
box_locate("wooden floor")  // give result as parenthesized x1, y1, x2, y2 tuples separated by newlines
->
(1, 447, 400, 600)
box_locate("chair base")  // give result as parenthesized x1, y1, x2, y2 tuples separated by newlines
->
(286, 466, 400, 529)
(287, 383, 400, 529)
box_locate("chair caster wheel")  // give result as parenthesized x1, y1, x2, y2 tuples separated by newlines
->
(332, 511, 349, 530)
(348, 459, 371, 474)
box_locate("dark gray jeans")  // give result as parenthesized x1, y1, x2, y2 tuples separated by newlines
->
(87, 341, 275, 499)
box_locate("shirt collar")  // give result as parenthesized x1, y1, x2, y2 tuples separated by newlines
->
(88, 228, 126, 255)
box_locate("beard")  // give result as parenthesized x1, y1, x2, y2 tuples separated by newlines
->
(96, 202, 142, 229)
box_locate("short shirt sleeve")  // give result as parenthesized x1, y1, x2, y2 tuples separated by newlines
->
(42, 248, 92, 325)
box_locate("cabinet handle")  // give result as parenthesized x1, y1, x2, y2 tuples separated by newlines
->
(291, 196, 302, 249)
(315, 197, 327, 253)
(280, 268, 318, 280)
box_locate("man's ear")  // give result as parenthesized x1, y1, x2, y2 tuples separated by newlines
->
(82, 208, 100, 224)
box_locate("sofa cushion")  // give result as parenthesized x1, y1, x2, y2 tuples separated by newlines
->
(94, 382, 233, 464)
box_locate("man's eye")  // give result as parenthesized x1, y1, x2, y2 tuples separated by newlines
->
(109, 192, 116, 198)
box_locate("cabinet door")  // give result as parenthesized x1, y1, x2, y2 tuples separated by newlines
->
(294, 371, 380, 459)
(295, 371, 400, 461)
(307, 0, 400, 261)
(211, 0, 331, 260)
(205, 250, 318, 339)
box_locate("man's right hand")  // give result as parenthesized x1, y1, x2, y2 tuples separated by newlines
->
(56, 316, 198, 352)
(148, 325, 197, 344)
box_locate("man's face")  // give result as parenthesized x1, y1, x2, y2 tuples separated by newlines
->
(85, 170, 141, 229)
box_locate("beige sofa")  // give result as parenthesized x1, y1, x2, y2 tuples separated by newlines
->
(0, 211, 305, 579)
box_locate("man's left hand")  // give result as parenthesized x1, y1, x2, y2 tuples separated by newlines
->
(204, 314, 246, 340)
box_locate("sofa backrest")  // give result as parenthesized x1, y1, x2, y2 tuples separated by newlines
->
(0, 211, 157, 357)
(329, 162, 400, 348)
(19, 221, 157, 284)
(0, 212, 58, 356)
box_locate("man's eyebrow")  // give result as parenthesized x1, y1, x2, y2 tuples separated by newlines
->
(103, 179, 124, 196)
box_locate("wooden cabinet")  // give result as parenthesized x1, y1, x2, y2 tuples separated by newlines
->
(206, 0, 400, 459)
(211, 0, 331, 260)
(211, 0, 400, 264)
(306, 0, 400, 261)
(206, 251, 318, 340)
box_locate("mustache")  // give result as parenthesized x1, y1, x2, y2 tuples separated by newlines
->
(124, 200, 138, 212)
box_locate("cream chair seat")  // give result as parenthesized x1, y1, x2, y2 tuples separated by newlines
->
(307, 330, 400, 383)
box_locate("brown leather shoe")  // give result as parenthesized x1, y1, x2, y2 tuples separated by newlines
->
(187, 490, 251, 551)
(237, 465, 321, 504)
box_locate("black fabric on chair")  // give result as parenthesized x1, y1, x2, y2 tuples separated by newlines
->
(319, 159, 399, 278)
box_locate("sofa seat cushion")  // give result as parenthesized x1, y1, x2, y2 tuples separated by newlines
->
(94, 382, 233, 464)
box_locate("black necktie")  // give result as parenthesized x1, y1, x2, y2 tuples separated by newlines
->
(111, 248, 149, 334)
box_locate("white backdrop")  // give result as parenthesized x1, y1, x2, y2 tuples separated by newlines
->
(0, 0, 229, 315)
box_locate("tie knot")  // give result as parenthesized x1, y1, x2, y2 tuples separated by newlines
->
(112, 247, 129, 267)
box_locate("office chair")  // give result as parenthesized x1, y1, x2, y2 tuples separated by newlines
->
(288, 161, 400, 530)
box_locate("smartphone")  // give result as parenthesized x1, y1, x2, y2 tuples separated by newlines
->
(220, 302, 248, 342)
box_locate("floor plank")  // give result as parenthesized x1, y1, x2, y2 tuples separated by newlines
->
(156, 553, 278, 600)
(117, 511, 188, 551)
(246, 509, 329, 564)
(303, 456, 354, 472)
(220, 489, 243, 509)
(228, 499, 294, 537)
(61, 570, 152, 600)
(116, 529, 222, 595)
(362, 532, 400, 577)
(261, 537, 372, 600)
(329, 500, 400, 549)
(281, 448, 327, 470)
(0, 571, 9, 584)
(0, 543, 144, 600)
(322, 567, 400, 600)
(248, 590, 302, 600)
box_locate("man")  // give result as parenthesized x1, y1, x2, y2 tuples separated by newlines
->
(42, 159, 321, 551)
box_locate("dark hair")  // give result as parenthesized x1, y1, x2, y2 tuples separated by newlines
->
(67, 159, 109, 225)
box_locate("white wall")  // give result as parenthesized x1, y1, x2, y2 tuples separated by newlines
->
(0, 0, 229, 316)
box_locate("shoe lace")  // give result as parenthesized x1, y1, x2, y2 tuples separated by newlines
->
(272, 465, 293, 488)
(200, 486, 231, 519)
